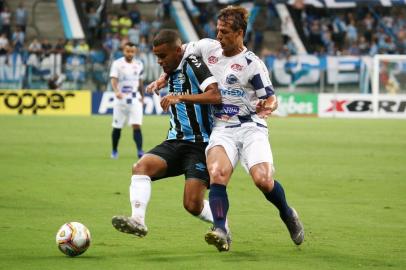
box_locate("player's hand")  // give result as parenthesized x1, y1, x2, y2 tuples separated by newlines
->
(256, 98, 277, 119)
(160, 94, 180, 112)
(146, 73, 168, 95)
(115, 92, 123, 99)
(138, 97, 144, 104)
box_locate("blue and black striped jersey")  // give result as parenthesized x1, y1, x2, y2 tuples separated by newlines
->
(166, 55, 215, 142)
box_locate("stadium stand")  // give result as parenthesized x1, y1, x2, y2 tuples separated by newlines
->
(0, 0, 405, 94)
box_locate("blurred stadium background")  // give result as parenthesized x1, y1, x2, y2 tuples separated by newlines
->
(0, 0, 405, 118)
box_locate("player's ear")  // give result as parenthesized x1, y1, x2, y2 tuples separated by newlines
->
(175, 45, 182, 54)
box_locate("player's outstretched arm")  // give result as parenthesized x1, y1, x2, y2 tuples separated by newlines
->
(160, 83, 221, 112)
(146, 73, 168, 94)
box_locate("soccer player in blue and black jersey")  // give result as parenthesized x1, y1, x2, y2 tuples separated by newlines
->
(112, 29, 222, 237)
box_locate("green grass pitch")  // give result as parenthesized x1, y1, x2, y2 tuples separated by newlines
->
(0, 115, 405, 270)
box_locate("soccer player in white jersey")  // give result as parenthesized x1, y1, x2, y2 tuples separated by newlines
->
(148, 6, 304, 252)
(110, 42, 145, 159)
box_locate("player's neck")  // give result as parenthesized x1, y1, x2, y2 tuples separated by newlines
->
(124, 57, 133, 63)
(223, 45, 245, 57)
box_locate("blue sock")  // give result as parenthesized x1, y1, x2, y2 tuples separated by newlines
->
(263, 180, 292, 220)
(112, 128, 121, 152)
(133, 129, 143, 151)
(209, 183, 228, 233)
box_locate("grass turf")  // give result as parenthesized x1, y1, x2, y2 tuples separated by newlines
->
(0, 115, 405, 270)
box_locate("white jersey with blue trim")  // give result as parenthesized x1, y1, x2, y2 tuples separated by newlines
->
(185, 39, 275, 127)
(109, 57, 144, 96)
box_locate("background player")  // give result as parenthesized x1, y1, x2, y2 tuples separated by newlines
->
(111, 30, 224, 237)
(110, 42, 145, 159)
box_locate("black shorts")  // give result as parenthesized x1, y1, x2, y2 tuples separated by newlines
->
(147, 140, 209, 186)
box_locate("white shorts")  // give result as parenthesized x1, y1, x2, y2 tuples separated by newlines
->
(112, 94, 143, 128)
(206, 123, 274, 173)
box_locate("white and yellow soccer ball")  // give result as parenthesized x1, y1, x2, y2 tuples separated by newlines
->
(56, 222, 91, 257)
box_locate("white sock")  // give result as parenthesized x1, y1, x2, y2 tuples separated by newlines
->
(129, 175, 151, 226)
(197, 199, 213, 224)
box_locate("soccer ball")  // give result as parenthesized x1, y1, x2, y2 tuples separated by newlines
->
(56, 222, 91, 257)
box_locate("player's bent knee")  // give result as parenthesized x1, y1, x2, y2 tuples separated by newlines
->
(132, 161, 151, 175)
(208, 167, 231, 184)
(183, 199, 202, 216)
(254, 178, 275, 192)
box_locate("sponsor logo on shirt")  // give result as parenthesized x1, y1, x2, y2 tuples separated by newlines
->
(208, 56, 218, 64)
(213, 103, 239, 120)
(231, 63, 243, 71)
(121, 86, 133, 93)
(226, 74, 239, 84)
(220, 88, 245, 97)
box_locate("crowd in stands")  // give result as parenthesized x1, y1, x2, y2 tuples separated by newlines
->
(185, 0, 279, 55)
(288, 2, 406, 56)
(1, 0, 406, 90)
(0, 1, 28, 57)
(81, 0, 171, 57)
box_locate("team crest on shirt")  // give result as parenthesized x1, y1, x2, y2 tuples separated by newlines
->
(231, 63, 243, 71)
(208, 56, 218, 64)
(226, 74, 239, 85)
(176, 73, 186, 84)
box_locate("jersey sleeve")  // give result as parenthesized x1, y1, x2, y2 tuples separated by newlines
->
(184, 39, 216, 60)
(186, 54, 217, 91)
(109, 60, 119, 78)
(249, 58, 275, 99)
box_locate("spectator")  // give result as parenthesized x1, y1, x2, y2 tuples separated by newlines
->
(203, 19, 216, 39)
(129, 5, 141, 25)
(75, 39, 89, 56)
(87, 7, 100, 42)
(332, 15, 347, 50)
(64, 39, 74, 54)
(150, 17, 162, 39)
(369, 36, 379, 56)
(15, 2, 28, 33)
(27, 38, 42, 67)
(358, 36, 369, 54)
(139, 16, 151, 42)
(362, 12, 375, 42)
(397, 30, 406, 54)
(28, 38, 42, 55)
(0, 33, 10, 62)
(110, 14, 119, 34)
(162, 0, 172, 20)
(53, 38, 66, 54)
(127, 24, 140, 45)
(138, 36, 149, 53)
(82, 0, 96, 13)
(41, 38, 52, 56)
(1, 6, 11, 39)
(346, 19, 358, 45)
(119, 15, 132, 37)
(380, 36, 397, 54)
(11, 26, 24, 53)
(346, 42, 360, 55)
(103, 33, 120, 56)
